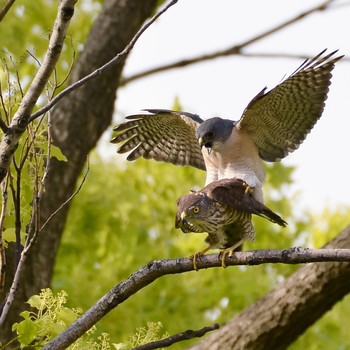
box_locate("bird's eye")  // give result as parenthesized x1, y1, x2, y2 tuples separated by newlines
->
(192, 206, 200, 214)
(206, 131, 215, 139)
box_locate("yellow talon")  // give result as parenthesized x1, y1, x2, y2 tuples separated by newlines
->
(190, 246, 211, 270)
(219, 249, 233, 268)
(219, 240, 244, 268)
(243, 181, 253, 195)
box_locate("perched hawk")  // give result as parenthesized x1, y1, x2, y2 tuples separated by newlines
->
(111, 50, 342, 201)
(175, 178, 287, 268)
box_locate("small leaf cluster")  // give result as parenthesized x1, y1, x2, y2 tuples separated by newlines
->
(9, 288, 114, 349)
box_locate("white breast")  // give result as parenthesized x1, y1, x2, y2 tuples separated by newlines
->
(203, 128, 265, 202)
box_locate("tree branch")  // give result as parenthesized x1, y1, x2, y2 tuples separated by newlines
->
(28, 0, 178, 124)
(43, 245, 350, 350)
(120, 0, 342, 86)
(0, 179, 8, 297)
(0, 0, 16, 23)
(0, 0, 77, 184)
(132, 323, 219, 350)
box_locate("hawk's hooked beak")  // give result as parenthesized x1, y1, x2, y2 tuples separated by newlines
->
(198, 137, 212, 155)
(175, 211, 187, 229)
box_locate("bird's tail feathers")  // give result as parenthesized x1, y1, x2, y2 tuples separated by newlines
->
(258, 206, 287, 227)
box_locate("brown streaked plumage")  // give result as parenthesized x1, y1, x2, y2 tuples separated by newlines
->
(175, 178, 287, 268)
(112, 50, 342, 202)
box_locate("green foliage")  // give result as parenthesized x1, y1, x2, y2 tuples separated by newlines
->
(0, 1, 101, 99)
(7, 288, 169, 350)
(310, 206, 350, 248)
(129, 321, 168, 349)
(10, 288, 114, 349)
(1, 120, 68, 248)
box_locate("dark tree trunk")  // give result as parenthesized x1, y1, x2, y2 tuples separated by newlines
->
(1, 0, 158, 343)
(188, 226, 350, 350)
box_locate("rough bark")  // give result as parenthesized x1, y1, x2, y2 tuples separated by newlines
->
(1, 0, 158, 343)
(188, 225, 350, 350)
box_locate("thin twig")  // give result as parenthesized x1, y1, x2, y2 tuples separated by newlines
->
(28, 0, 179, 123)
(132, 323, 220, 350)
(38, 157, 89, 233)
(26, 49, 42, 68)
(55, 36, 76, 89)
(120, 0, 342, 86)
(8, 52, 24, 98)
(43, 247, 350, 350)
(0, 80, 9, 126)
(0, 178, 8, 296)
(0, 0, 16, 23)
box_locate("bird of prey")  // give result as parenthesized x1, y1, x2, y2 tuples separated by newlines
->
(111, 50, 342, 202)
(175, 178, 287, 268)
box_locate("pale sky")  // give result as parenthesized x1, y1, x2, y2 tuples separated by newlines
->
(106, 0, 350, 213)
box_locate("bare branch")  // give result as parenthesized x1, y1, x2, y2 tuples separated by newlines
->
(0, 0, 78, 184)
(38, 157, 89, 233)
(43, 246, 350, 350)
(121, 0, 343, 86)
(0, 179, 8, 296)
(0, 0, 16, 23)
(132, 323, 220, 350)
(28, 0, 179, 123)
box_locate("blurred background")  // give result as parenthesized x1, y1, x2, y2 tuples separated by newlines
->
(1, 0, 350, 348)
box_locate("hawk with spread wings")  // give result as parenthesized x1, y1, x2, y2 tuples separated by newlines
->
(111, 50, 342, 201)
(175, 178, 287, 268)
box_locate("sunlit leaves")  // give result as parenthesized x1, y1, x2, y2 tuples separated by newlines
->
(0, 0, 102, 92)
(11, 288, 116, 349)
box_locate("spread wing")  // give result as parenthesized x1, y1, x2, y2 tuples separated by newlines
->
(236, 49, 343, 161)
(111, 109, 205, 170)
(205, 179, 287, 226)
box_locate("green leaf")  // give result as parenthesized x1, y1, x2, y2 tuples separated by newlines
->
(27, 294, 43, 310)
(13, 318, 38, 346)
(2, 228, 27, 245)
(57, 307, 78, 325)
(50, 144, 68, 162)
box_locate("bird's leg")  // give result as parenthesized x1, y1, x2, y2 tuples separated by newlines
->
(190, 246, 211, 270)
(219, 239, 244, 268)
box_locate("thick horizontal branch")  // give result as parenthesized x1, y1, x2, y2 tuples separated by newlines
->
(43, 247, 350, 350)
(121, 0, 342, 85)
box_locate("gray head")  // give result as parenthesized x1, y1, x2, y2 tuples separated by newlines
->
(175, 192, 216, 233)
(196, 117, 235, 151)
